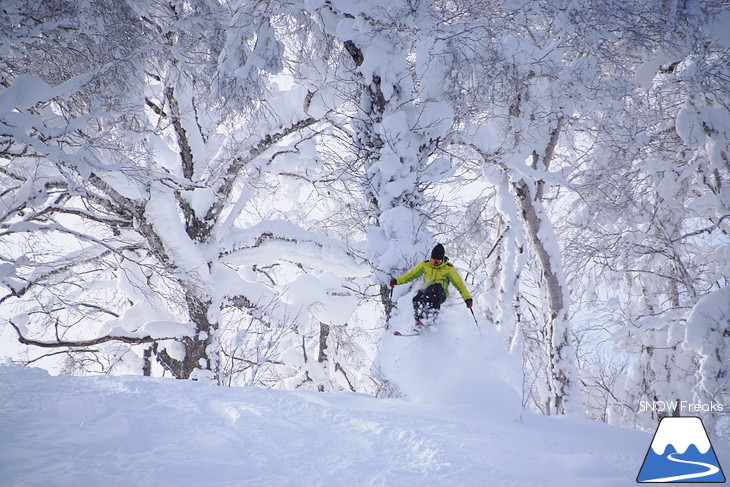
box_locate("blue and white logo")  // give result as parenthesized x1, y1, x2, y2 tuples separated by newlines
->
(637, 416, 726, 483)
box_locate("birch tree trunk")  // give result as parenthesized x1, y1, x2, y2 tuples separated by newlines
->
(513, 178, 577, 415)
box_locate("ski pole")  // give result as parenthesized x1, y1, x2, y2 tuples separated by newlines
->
(470, 308, 482, 336)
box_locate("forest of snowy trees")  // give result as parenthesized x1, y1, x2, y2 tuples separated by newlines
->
(1, 0, 728, 432)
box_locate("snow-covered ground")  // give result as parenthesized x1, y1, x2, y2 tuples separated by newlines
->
(0, 365, 614, 486)
(4, 339, 725, 487)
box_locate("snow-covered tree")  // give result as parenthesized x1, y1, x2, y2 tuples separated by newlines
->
(0, 0, 357, 382)
(309, 1, 456, 325)
(562, 0, 730, 427)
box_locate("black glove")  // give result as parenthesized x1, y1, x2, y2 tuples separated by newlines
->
(389, 278, 397, 288)
(465, 298, 473, 309)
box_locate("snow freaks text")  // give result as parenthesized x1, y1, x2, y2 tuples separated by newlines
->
(639, 400, 725, 414)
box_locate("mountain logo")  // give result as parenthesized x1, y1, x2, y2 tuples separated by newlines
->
(637, 416, 726, 483)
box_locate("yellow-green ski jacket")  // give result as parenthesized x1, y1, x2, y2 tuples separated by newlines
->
(394, 258, 472, 302)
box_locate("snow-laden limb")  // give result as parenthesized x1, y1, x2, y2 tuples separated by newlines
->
(221, 220, 367, 277)
(0, 73, 93, 111)
(8, 316, 193, 349)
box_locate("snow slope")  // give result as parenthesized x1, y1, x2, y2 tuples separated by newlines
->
(3, 363, 719, 487)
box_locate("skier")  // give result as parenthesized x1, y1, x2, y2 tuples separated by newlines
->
(389, 244, 473, 331)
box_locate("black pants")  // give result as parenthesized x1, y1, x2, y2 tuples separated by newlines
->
(412, 284, 446, 322)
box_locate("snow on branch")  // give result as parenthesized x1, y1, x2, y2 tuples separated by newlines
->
(221, 118, 318, 192)
(8, 317, 194, 349)
(221, 220, 367, 277)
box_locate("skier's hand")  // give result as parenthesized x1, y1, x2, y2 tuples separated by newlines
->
(465, 298, 473, 309)
(389, 278, 397, 288)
